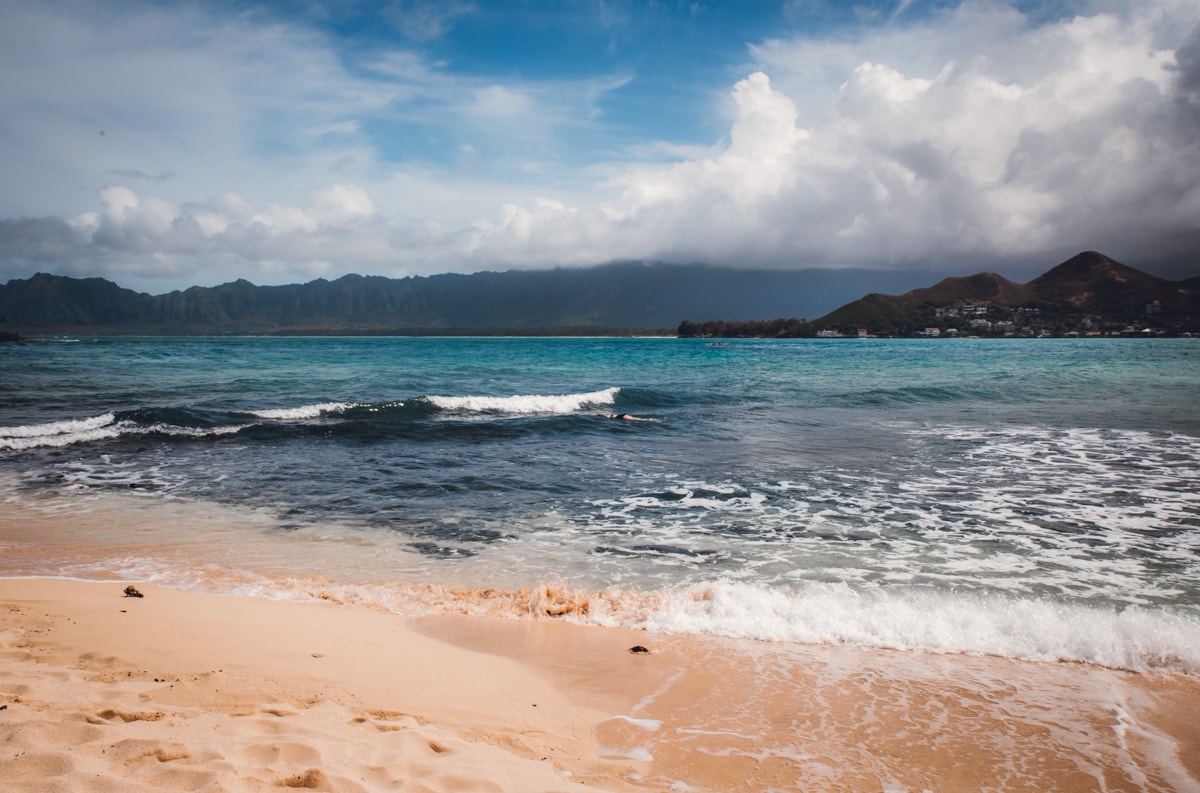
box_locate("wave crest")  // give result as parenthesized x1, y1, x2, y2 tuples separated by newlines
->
(249, 402, 356, 420)
(0, 412, 250, 451)
(427, 387, 619, 415)
(1, 413, 121, 450)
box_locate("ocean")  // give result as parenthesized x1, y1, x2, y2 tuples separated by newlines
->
(2, 335, 1199, 674)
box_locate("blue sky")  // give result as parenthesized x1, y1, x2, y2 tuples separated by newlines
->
(1, 0, 1198, 291)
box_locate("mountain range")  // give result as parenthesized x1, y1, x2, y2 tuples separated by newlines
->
(0, 264, 933, 335)
(1, 252, 1196, 336)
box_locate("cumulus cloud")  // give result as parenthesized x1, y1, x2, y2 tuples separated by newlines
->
(1, 0, 1198, 290)
(454, 2, 1200, 272)
(23, 184, 400, 282)
(1172, 21, 1200, 99)
(587, 1, 1200, 270)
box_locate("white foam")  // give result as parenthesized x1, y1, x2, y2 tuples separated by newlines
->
(250, 402, 355, 420)
(427, 387, 619, 415)
(0, 413, 116, 438)
(0, 413, 122, 450)
(600, 581, 1200, 673)
(607, 715, 663, 731)
(147, 423, 248, 438)
(595, 746, 654, 763)
(0, 413, 251, 451)
(577, 422, 1200, 608)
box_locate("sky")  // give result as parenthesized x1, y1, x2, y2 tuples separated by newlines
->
(1, 0, 1198, 293)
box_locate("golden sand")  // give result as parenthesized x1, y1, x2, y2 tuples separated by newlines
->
(2, 577, 1198, 792)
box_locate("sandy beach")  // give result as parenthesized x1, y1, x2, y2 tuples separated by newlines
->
(0, 578, 669, 792)
(2, 575, 1198, 792)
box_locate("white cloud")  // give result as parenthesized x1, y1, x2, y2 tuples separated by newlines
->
(585, 0, 1200, 269)
(470, 85, 537, 119)
(312, 185, 379, 222)
(1, 1, 1199, 291)
(383, 1, 478, 42)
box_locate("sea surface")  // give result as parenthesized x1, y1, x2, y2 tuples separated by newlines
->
(2, 336, 1199, 673)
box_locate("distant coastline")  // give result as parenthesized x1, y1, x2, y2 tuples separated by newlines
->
(3, 251, 1197, 338)
(676, 321, 1199, 340)
(265, 326, 677, 338)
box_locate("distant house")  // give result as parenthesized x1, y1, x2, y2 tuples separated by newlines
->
(937, 304, 987, 318)
(816, 329, 841, 338)
(919, 327, 941, 337)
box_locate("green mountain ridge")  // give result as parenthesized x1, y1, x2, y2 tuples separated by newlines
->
(0, 263, 936, 335)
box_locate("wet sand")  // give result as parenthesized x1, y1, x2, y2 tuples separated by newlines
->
(423, 613, 1200, 792)
(2, 577, 1198, 792)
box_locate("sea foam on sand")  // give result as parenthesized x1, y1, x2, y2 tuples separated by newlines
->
(3, 578, 1200, 793)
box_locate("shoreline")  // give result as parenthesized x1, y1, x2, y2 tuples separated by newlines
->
(3, 576, 1199, 792)
(2, 486, 1198, 676)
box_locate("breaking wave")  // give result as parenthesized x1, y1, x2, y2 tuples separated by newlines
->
(0, 413, 247, 451)
(0, 388, 623, 450)
(83, 560, 1200, 674)
(425, 387, 619, 415)
(248, 402, 356, 420)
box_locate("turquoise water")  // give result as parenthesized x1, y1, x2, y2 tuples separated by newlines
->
(2, 336, 1199, 670)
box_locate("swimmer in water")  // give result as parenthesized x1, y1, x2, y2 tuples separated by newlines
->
(597, 412, 650, 421)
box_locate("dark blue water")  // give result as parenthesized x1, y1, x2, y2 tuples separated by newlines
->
(2, 336, 1199, 670)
